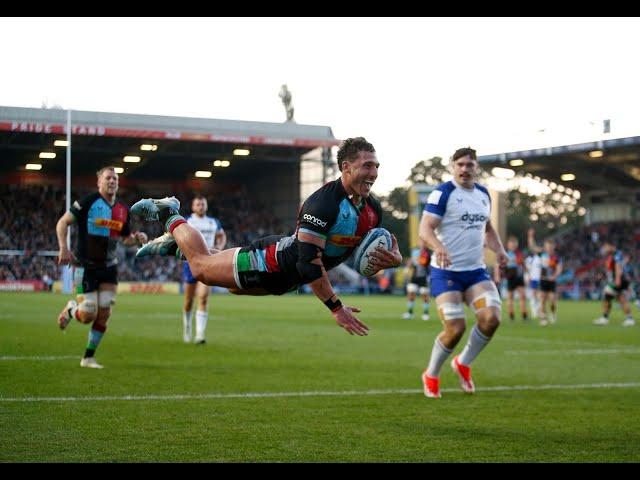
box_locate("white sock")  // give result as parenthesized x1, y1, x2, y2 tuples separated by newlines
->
(458, 325, 491, 366)
(195, 310, 208, 340)
(426, 337, 453, 378)
(183, 310, 193, 340)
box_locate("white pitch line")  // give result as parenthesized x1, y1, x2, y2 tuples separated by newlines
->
(506, 348, 640, 356)
(0, 355, 78, 361)
(1, 382, 640, 402)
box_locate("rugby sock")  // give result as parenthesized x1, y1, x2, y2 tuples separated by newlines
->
(426, 337, 453, 377)
(166, 214, 187, 233)
(195, 310, 208, 340)
(84, 326, 105, 358)
(407, 301, 414, 315)
(183, 310, 193, 339)
(458, 325, 490, 366)
(423, 302, 430, 314)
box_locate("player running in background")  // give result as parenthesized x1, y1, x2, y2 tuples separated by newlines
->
(402, 245, 431, 321)
(419, 147, 508, 399)
(494, 236, 528, 322)
(594, 241, 636, 327)
(55, 166, 147, 368)
(181, 195, 227, 344)
(528, 228, 562, 326)
(524, 249, 542, 319)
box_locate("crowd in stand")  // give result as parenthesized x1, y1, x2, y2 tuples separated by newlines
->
(0, 184, 289, 284)
(547, 220, 640, 299)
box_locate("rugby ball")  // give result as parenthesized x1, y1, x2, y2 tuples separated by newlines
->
(352, 228, 393, 277)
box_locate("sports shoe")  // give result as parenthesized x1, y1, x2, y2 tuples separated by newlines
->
(136, 232, 182, 258)
(80, 357, 104, 369)
(57, 300, 77, 330)
(402, 312, 412, 320)
(421, 313, 430, 321)
(194, 338, 207, 345)
(593, 317, 609, 326)
(539, 318, 549, 326)
(450, 355, 475, 393)
(549, 313, 557, 324)
(131, 196, 181, 227)
(622, 318, 636, 327)
(421, 371, 441, 398)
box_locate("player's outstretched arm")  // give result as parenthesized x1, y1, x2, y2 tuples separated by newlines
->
(297, 231, 368, 336)
(527, 227, 542, 254)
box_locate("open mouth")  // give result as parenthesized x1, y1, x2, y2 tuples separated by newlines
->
(363, 180, 375, 191)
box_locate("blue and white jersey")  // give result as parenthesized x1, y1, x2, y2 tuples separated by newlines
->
(525, 254, 542, 281)
(186, 214, 223, 249)
(424, 180, 491, 271)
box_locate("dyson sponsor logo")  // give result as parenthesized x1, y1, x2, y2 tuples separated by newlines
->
(460, 212, 487, 224)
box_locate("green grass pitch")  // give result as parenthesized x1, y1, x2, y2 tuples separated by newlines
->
(1, 292, 639, 462)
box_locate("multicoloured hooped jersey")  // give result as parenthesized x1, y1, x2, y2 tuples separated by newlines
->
(409, 248, 431, 282)
(540, 252, 562, 280)
(69, 192, 131, 267)
(186, 214, 223, 249)
(606, 250, 630, 283)
(506, 249, 525, 276)
(424, 180, 491, 271)
(280, 178, 383, 274)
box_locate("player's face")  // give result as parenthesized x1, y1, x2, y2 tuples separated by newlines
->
(343, 151, 379, 198)
(544, 240, 555, 254)
(508, 239, 518, 250)
(98, 170, 119, 197)
(452, 155, 479, 188)
(192, 198, 207, 216)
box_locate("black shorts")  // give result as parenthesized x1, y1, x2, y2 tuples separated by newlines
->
(234, 236, 301, 296)
(74, 265, 118, 294)
(605, 278, 630, 297)
(507, 275, 525, 291)
(410, 276, 429, 288)
(540, 279, 556, 293)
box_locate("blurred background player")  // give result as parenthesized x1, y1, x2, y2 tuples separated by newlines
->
(494, 236, 528, 322)
(182, 195, 227, 344)
(55, 166, 147, 368)
(419, 147, 508, 399)
(594, 241, 635, 327)
(528, 228, 563, 326)
(524, 249, 542, 319)
(402, 244, 431, 320)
